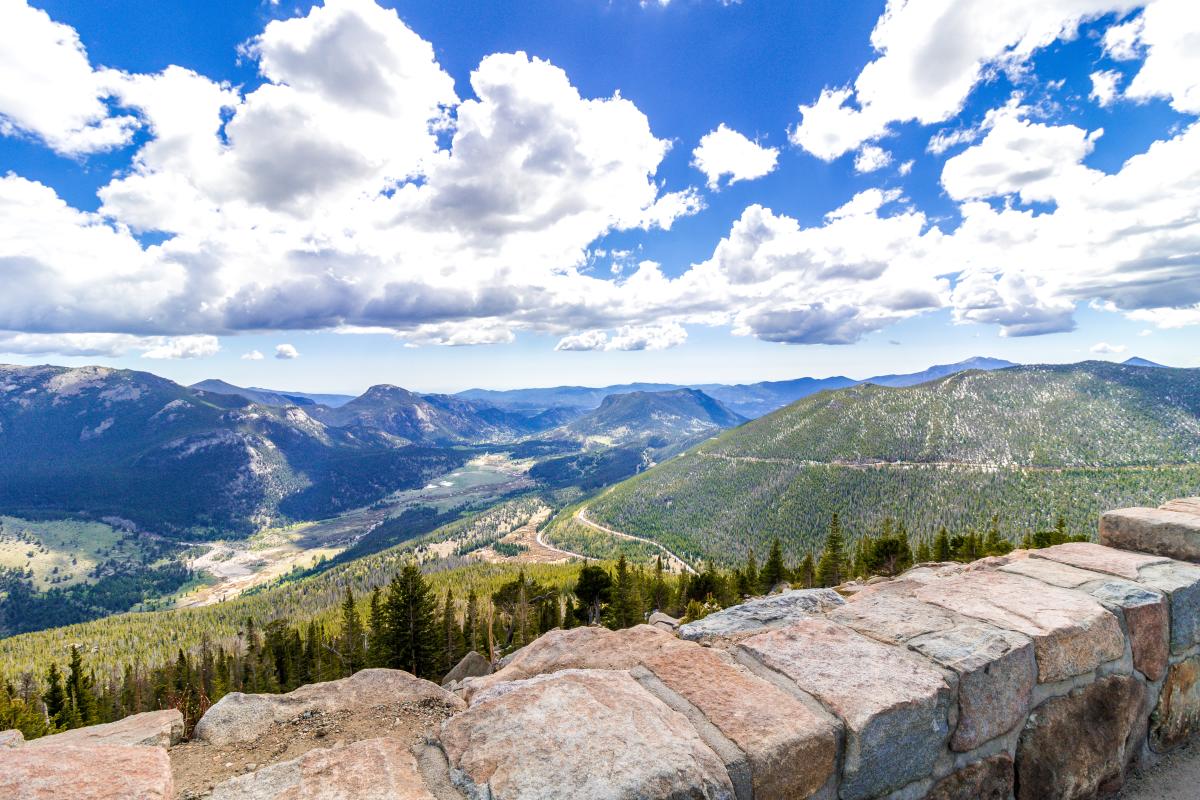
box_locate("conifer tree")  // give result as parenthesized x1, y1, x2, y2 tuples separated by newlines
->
(914, 538, 932, 563)
(796, 551, 815, 589)
(66, 645, 97, 726)
(933, 526, 953, 562)
(44, 662, 66, 728)
(338, 589, 366, 677)
(608, 555, 642, 629)
(367, 588, 388, 668)
(649, 556, 669, 612)
(815, 514, 846, 588)
(760, 538, 787, 592)
(384, 563, 438, 679)
(741, 548, 759, 596)
(441, 590, 463, 672)
(464, 589, 480, 653)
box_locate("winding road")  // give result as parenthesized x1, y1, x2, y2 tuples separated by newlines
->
(571, 507, 698, 575)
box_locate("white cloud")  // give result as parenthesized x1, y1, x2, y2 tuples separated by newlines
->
(555, 330, 610, 351)
(241, 349, 265, 360)
(926, 127, 979, 155)
(274, 343, 299, 359)
(555, 322, 687, 351)
(941, 105, 1103, 204)
(853, 144, 893, 173)
(691, 124, 779, 189)
(1090, 69, 1123, 106)
(789, 0, 1138, 160)
(1119, 0, 1200, 114)
(897, 160, 914, 176)
(0, 0, 136, 154)
(140, 335, 221, 359)
(1090, 341, 1127, 354)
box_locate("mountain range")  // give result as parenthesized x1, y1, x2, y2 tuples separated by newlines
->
(582, 360, 1200, 566)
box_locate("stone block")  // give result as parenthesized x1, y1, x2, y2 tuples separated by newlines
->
(1015, 674, 1144, 800)
(1101, 507, 1200, 562)
(27, 709, 183, 749)
(1162, 498, 1200, 515)
(738, 618, 953, 800)
(640, 643, 840, 800)
(913, 570, 1125, 682)
(0, 743, 174, 800)
(209, 737, 435, 800)
(926, 754, 1013, 800)
(1031, 541, 1169, 580)
(442, 650, 491, 686)
(1089, 581, 1169, 681)
(677, 588, 845, 643)
(1135, 561, 1200, 654)
(194, 668, 464, 746)
(908, 622, 1036, 751)
(1150, 654, 1200, 752)
(826, 580, 958, 644)
(442, 669, 736, 800)
(461, 624, 689, 700)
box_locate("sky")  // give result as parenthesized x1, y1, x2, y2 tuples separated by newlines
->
(0, 0, 1198, 394)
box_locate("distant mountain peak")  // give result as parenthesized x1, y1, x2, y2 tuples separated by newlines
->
(1122, 356, 1168, 368)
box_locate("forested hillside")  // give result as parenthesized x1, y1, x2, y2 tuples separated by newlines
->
(0, 365, 465, 537)
(582, 362, 1200, 565)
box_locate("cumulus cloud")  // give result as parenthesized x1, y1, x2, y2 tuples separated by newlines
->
(1091, 341, 1127, 354)
(140, 335, 221, 359)
(555, 322, 687, 351)
(274, 343, 299, 359)
(691, 124, 779, 189)
(241, 349, 265, 360)
(1090, 69, 1123, 106)
(0, 0, 136, 154)
(789, 0, 1138, 160)
(853, 144, 893, 173)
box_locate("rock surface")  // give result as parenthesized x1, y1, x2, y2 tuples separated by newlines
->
(913, 570, 1125, 682)
(926, 754, 1014, 800)
(442, 651, 492, 686)
(0, 728, 23, 748)
(677, 588, 844, 643)
(442, 669, 736, 800)
(0, 743, 174, 800)
(27, 709, 183, 749)
(738, 618, 953, 800)
(1015, 675, 1145, 800)
(194, 669, 464, 746)
(462, 624, 688, 699)
(1089, 580, 1169, 681)
(1032, 541, 1169, 580)
(208, 737, 435, 800)
(1151, 655, 1200, 753)
(1135, 561, 1200, 654)
(1101, 506, 1200, 562)
(639, 643, 839, 799)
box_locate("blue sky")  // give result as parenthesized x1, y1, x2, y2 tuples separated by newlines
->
(0, 0, 1197, 393)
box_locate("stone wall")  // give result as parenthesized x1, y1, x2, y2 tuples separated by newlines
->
(6, 496, 1200, 800)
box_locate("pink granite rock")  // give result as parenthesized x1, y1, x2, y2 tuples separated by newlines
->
(913, 570, 1125, 682)
(0, 729, 22, 748)
(1030, 541, 1168, 580)
(1101, 507, 1200, 562)
(27, 709, 183, 749)
(209, 737, 436, 800)
(738, 618, 953, 800)
(0, 743, 174, 800)
(194, 668, 464, 746)
(443, 669, 736, 800)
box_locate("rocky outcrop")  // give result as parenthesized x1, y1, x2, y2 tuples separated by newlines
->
(27, 709, 184, 749)
(677, 588, 844, 642)
(0, 729, 23, 748)
(442, 651, 492, 687)
(1, 743, 174, 800)
(443, 669, 737, 800)
(194, 668, 464, 746)
(209, 738, 436, 800)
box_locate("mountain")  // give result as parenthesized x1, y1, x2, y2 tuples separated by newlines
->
(582, 361, 1200, 566)
(456, 383, 683, 411)
(561, 389, 745, 443)
(0, 365, 462, 537)
(310, 385, 569, 445)
(457, 356, 1016, 419)
(862, 356, 1017, 388)
(191, 379, 356, 408)
(1123, 356, 1169, 368)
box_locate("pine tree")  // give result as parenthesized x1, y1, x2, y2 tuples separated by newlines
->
(608, 555, 642, 629)
(760, 538, 787, 592)
(385, 563, 439, 680)
(815, 514, 846, 588)
(649, 556, 669, 612)
(44, 662, 66, 728)
(338, 589, 366, 677)
(933, 527, 953, 562)
(464, 589, 480, 653)
(66, 646, 97, 727)
(741, 548, 759, 596)
(367, 588, 388, 668)
(796, 552, 815, 589)
(914, 538, 932, 563)
(441, 590, 463, 673)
